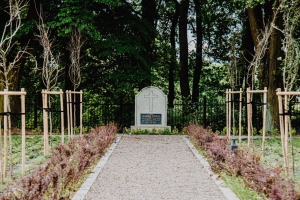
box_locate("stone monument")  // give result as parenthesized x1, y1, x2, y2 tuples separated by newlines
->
(131, 86, 171, 133)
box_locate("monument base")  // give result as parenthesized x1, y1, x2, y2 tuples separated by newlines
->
(130, 126, 172, 134)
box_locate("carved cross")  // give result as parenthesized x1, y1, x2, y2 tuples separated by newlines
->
(144, 91, 158, 112)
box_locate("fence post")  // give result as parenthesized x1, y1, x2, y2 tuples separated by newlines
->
(203, 96, 207, 128)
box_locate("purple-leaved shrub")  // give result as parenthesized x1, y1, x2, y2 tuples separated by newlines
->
(0, 123, 117, 200)
(185, 123, 300, 200)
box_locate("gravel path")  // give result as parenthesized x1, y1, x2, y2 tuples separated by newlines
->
(76, 135, 238, 200)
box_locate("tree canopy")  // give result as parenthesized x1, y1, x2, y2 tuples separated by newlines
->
(0, 0, 299, 130)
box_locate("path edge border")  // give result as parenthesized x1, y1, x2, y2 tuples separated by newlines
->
(182, 136, 240, 200)
(71, 135, 122, 200)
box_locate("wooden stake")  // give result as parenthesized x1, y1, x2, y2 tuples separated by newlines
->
(226, 89, 228, 137)
(261, 87, 267, 157)
(80, 90, 83, 137)
(247, 87, 251, 147)
(73, 91, 76, 136)
(66, 90, 70, 140)
(69, 92, 73, 137)
(0, 89, 27, 178)
(21, 88, 26, 177)
(239, 88, 242, 143)
(247, 89, 268, 93)
(60, 89, 64, 143)
(284, 91, 290, 176)
(42, 90, 45, 154)
(0, 117, 2, 181)
(277, 91, 300, 95)
(228, 89, 232, 141)
(3, 89, 8, 178)
(42, 90, 49, 155)
(277, 88, 287, 175)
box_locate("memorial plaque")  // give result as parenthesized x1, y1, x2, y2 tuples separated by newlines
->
(140, 114, 161, 124)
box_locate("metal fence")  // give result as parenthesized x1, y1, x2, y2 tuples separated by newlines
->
(23, 95, 227, 132)
(18, 94, 300, 133)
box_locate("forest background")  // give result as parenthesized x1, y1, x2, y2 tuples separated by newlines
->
(0, 0, 299, 132)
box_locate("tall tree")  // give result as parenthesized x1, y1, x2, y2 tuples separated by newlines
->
(246, 0, 283, 130)
(192, 0, 202, 105)
(168, 0, 180, 108)
(140, 0, 156, 89)
(0, 0, 39, 125)
(179, 0, 190, 99)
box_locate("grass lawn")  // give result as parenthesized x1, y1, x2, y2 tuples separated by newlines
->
(0, 134, 65, 191)
(192, 134, 300, 199)
(2, 132, 300, 199)
(239, 137, 300, 183)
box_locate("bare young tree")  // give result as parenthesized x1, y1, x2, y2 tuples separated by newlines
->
(246, 16, 277, 88)
(0, 0, 30, 89)
(35, 6, 63, 151)
(35, 8, 62, 91)
(275, 0, 300, 176)
(278, 0, 300, 92)
(68, 27, 83, 91)
(67, 27, 84, 136)
(0, 0, 36, 179)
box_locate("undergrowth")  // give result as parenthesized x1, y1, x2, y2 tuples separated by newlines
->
(184, 123, 300, 200)
(0, 123, 117, 200)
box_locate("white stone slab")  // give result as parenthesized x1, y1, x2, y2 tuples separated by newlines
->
(131, 86, 171, 132)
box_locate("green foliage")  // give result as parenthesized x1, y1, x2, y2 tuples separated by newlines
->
(233, 0, 265, 8)
(158, 129, 163, 135)
(131, 129, 136, 134)
(219, 126, 227, 135)
(253, 127, 257, 135)
(73, 126, 89, 134)
(270, 128, 279, 136)
(152, 127, 157, 134)
(143, 129, 150, 134)
(131, 128, 150, 135)
(32, 127, 43, 134)
(48, 0, 120, 38)
(221, 172, 266, 200)
(199, 62, 230, 100)
(172, 126, 179, 135)
(130, 127, 172, 135)
(123, 127, 131, 134)
(163, 127, 170, 135)
(79, 3, 155, 103)
(0, 135, 62, 190)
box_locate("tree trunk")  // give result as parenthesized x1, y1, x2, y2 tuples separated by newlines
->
(192, 0, 202, 106)
(246, 7, 261, 47)
(266, 5, 282, 130)
(247, 6, 267, 89)
(246, 2, 283, 131)
(243, 8, 255, 131)
(168, 1, 180, 108)
(140, 0, 156, 89)
(7, 69, 22, 127)
(179, 0, 190, 99)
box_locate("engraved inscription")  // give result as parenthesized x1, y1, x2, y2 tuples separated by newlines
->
(140, 114, 161, 124)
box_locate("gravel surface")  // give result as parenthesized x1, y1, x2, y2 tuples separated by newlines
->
(84, 135, 230, 200)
